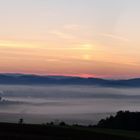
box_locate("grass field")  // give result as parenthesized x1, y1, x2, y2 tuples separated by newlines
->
(0, 122, 139, 140)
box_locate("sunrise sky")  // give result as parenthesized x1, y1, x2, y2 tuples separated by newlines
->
(0, 0, 140, 79)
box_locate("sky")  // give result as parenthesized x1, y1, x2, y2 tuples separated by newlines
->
(0, 0, 140, 79)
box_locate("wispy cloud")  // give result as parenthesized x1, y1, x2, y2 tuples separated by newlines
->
(100, 33, 129, 42)
(49, 30, 76, 39)
(63, 24, 82, 30)
(45, 58, 62, 62)
(49, 24, 82, 40)
(0, 40, 37, 48)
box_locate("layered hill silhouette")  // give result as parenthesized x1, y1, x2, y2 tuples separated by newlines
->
(0, 73, 140, 87)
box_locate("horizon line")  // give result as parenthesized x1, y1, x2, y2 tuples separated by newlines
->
(0, 72, 140, 80)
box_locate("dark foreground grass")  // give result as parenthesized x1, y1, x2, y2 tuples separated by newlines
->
(0, 122, 139, 140)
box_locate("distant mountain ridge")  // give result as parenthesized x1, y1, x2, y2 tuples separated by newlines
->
(0, 73, 140, 87)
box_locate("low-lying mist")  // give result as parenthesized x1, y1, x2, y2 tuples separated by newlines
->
(0, 85, 139, 125)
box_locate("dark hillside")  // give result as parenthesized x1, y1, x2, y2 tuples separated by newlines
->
(0, 122, 139, 140)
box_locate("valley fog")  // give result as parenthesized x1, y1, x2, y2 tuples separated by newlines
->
(0, 85, 140, 125)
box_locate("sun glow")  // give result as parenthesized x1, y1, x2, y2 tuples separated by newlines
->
(83, 54, 92, 61)
(79, 43, 94, 51)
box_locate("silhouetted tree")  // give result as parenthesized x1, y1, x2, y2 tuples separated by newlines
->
(59, 121, 66, 126)
(97, 111, 140, 130)
(18, 118, 24, 124)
